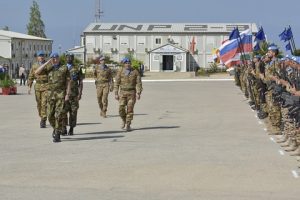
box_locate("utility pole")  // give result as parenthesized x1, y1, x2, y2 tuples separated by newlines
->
(95, 0, 104, 22)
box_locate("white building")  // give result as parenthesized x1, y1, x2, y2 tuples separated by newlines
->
(0, 30, 52, 78)
(82, 23, 258, 72)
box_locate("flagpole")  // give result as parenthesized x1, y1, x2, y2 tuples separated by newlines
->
(289, 25, 297, 54)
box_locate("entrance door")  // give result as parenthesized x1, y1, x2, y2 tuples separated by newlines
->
(163, 55, 174, 71)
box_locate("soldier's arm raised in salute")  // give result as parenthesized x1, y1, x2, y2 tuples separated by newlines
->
(35, 59, 52, 75)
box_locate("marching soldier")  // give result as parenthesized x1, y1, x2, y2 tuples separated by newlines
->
(94, 55, 114, 118)
(62, 53, 83, 135)
(35, 52, 71, 143)
(114, 57, 142, 131)
(27, 50, 48, 128)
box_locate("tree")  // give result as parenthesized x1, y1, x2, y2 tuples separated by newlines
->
(27, 1, 46, 38)
(2, 26, 9, 31)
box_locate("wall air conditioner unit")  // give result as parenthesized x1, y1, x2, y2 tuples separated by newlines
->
(112, 35, 117, 40)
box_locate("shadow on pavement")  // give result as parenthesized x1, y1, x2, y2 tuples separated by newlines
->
(108, 113, 148, 118)
(62, 135, 124, 142)
(75, 130, 125, 135)
(133, 126, 180, 131)
(77, 122, 101, 126)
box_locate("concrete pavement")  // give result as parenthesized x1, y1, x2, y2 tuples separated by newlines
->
(0, 80, 300, 200)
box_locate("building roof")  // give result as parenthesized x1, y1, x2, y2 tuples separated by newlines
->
(0, 30, 52, 41)
(150, 43, 188, 53)
(84, 23, 258, 34)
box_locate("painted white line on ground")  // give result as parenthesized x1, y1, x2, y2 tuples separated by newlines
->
(278, 150, 285, 155)
(82, 79, 234, 83)
(270, 137, 276, 143)
(292, 170, 299, 178)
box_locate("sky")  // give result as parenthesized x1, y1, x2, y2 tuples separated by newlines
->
(1, 0, 299, 53)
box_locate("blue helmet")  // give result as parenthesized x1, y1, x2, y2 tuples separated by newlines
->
(122, 57, 131, 63)
(50, 52, 59, 58)
(268, 44, 278, 51)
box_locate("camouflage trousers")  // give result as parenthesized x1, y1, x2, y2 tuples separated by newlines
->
(35, 90, 47, 120)
(265, 91, 281, 129)
(119, 90, 136, 124)
(63, 96, 79, 128)
(240, 73, 248, 98)
(281, 107, 295, 136)
(96, 84, 109, 113)
(47, 91, 65, 132)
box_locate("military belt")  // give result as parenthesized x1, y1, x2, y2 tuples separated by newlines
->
(96, 80, 109, 84)
(121, 88, 135, 91)
(36, 80, 48, 84)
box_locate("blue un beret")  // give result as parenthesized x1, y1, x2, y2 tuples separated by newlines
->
(50, 52, 59, 58)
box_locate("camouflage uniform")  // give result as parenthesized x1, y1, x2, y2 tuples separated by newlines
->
(27, 62, 48, 123)
(114, 67, 142, 128)
(263, 58, 281, 132)
(63, 65, 83, 129)
(46, 64, 70, 134)
(94, 64, 114, 117)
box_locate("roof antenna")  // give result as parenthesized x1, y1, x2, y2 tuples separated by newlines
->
(95, 0, 103, 22)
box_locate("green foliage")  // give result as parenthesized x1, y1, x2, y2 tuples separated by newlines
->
(293, 49, 300, 56)
(59, 54, 82, 66)
(0, 75, 16, 88)
(253, 41, 283, 58)
(124, 53, 143, 70)
(27, 1, 46, 38)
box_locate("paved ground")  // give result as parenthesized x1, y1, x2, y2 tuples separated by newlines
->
(0, 80, 300, 200)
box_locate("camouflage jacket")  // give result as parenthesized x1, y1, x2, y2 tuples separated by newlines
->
(68, 65, 83, 97)
(28, 62, 48, 91)
(46, 64, 70, 92)
(264, 58, 280, 84)
(94, 64, 114, 87)
(114, 67, 142, 95)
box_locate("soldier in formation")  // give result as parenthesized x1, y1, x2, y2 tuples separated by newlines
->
(235, 44, 300, 159)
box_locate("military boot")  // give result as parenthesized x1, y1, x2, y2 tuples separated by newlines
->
(281, 137, 292, 147)
(103, 111, 107, 118)
(121, 119, 126, 129)
(284, 139, 298, 152)
(276, 134, 288, 143)
(68, 127, 74, 136)
(290, 146, 300, 156)
(40, 119, 46, 128)
(126, 122, 132, 132)
(52, 130, 61, 143)
(61, 126, 68, 136)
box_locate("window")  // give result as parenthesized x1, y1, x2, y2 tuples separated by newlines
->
(11, 44, 14, 51)
(103, 36, 112, 45)
(155, 38, 161, 45)
(120, 36, 129, 45)
(137, 36, 145, 45)
(33, 45, 35, 51)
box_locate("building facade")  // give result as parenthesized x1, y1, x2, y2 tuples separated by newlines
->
(0, 30, 52, 78)
(83, 23, 257, 72)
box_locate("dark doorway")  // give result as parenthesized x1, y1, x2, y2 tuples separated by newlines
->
(163, 55, 174, 70)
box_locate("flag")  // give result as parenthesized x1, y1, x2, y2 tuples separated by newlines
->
(254, 43, 260, 51)
(239, 29, 253, 53)
(189, 36, 196, 54)
(286, 43, 292, 51)
(229, 28, 240, 40)
(285, 27, 293, 41)
(279, 27, 293, 42)
(219, 29, 252, 67)
(255, 27, 266, 42)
